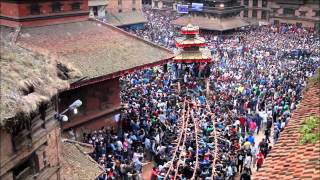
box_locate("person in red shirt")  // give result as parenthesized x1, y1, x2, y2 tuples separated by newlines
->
(239, 116, 246, 129)
(151, 167, 159, 180)
(256, 151, 264, 171)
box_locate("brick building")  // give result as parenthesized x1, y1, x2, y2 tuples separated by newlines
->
(171, 0, 249, 31)
(0, 0, 172, 140)
(89, 0, 108, 18)
(0, 0, 89, 27)
(106, 0, 147, 29)
(240, 0, 320, 29)
(0, 36, 102, 180)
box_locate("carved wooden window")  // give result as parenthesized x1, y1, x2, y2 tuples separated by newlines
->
(30, 3, 41, 15)
(283, 8, 295, 16)
(52, 1, 62, 13)
(71, 2, 81, 10)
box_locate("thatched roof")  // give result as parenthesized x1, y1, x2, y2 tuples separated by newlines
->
(0, 40, 69, 126)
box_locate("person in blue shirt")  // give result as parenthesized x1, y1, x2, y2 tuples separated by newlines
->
(247, 134, 255, 145)
(199, 94, 206, 105)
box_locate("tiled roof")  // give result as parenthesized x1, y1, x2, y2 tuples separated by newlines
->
(173, 16, 249, 31)
(174, 48, 212, 62)
(105, 11, 147, 27)
(13, 20, 172, 86)
(176, 36, 206, 46)
(61, 139, 104, 180)
(253, 82, 320, 180)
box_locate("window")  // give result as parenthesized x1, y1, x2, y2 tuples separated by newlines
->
(261, 10, 267, 19)
(274, 20, 279, 25)
(132, 0, 136, 5)
(118, 0, 122, 5)
(283, 8, 295, 16)
(71, 2, 81, 10)
(299, 11, 307, 16)
(244, 0, 249, 6)
(13, 156, 35, 180)
(51, 2, 62, 13)
(252, 9, 257, 18)
(253, 0, 258, 7)
(296, 22, 302, 27)
(118, 9, 122, 12)
(132, 7, 136, 11)
(30, 3, 40, 15)
(244, 10, 248, 17)
(315, 10, 320, 17)
(262, 0, 267, 7)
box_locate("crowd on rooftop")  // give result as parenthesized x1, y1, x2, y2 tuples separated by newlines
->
(80, 7, 320, 180)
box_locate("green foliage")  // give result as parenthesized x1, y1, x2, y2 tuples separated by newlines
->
(299, 116, 320, 144)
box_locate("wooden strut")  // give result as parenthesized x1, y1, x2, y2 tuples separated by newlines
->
(162, 81, 221, 179)
(164, 98, 187, 179)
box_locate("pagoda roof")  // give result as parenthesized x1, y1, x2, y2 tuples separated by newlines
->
(181, 24, 200, 34)
(4, 20, 173, 89)
(173, 16, 249, 31)
(176, 36, 206, 47)
(105, 11, 147, 27)
(173, 48, 212, 63)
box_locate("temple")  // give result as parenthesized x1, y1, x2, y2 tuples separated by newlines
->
(174, 24, 212, 63)
(153, 0, 250, 31)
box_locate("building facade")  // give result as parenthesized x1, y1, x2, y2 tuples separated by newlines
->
(0, 101, 63, 180)
(106, 0, 147, 28)
(0, 0, 89, 27)
(240, 0, 320, 29)
(89, 0, 108, 18)
(171, 0, 249, 31)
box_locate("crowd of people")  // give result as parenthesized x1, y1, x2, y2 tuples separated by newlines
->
(124, 7, 180, 50)
(81, 7, 320, 180)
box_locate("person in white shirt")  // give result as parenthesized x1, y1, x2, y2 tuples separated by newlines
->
(244, 153, 252, 175)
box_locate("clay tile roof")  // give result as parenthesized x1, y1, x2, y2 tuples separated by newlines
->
(106, 11, 147, 27)
(61, 139, 104, 180)
(253, 75, 320, 180)
(176, 36, 206, 46)
(173, 16, 249, 31)
(14, 20, 173, 86)
(0, 29, 69, 124)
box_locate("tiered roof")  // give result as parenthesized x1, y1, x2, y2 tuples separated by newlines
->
(174, 24, 212, 63)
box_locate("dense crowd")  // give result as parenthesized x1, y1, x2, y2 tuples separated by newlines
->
(124, 7, 180, 50)
(82, 8, 320, 180)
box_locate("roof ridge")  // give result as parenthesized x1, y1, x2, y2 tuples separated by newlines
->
(91, 18, 173, 54)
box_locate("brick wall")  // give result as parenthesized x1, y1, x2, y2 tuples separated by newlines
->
(0, 0, 89, 27)
(107, 0, 142, 13)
